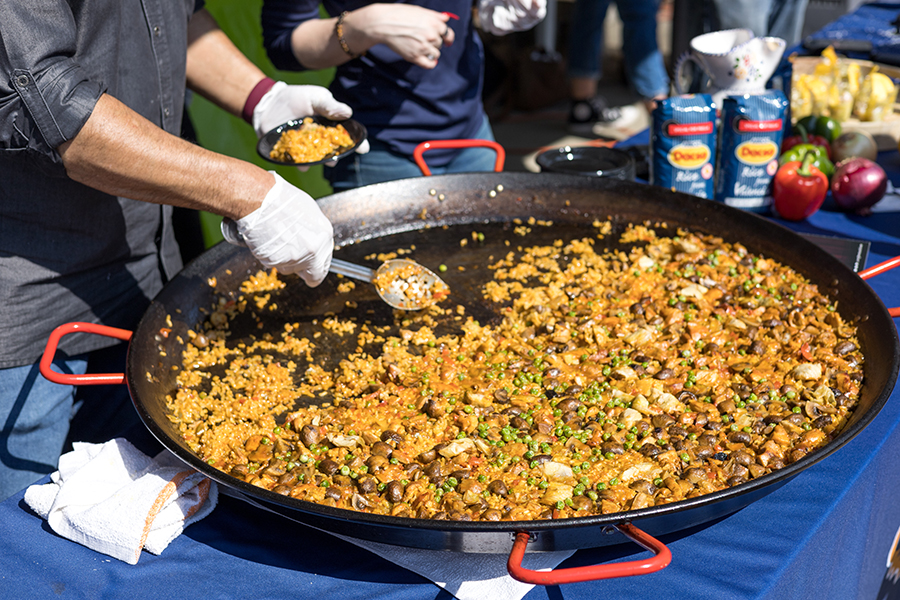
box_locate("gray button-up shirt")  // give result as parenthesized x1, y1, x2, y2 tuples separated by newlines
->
(0, 0, 200, 367)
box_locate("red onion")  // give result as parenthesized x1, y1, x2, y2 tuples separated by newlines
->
(830, 157, 888, 213)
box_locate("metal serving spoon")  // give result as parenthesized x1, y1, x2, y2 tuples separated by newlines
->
(330, 258, 450, 311)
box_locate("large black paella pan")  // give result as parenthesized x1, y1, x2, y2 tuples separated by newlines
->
(42, 172, 899, 582)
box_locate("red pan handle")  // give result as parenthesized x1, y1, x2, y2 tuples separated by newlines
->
(413, 139, 505, 176)
(40, 322, 133, 386)
(859, 255, 900, 317)
(506, 522, 671, 585)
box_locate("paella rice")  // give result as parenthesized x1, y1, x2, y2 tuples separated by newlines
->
(167, 223, 864, 522)
(269, 117, 354, 163)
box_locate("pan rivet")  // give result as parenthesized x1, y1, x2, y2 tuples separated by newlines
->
(429, 189, 437, 196)
(602, 526, 618, 535)
(496, 184, 504, 192)
(438, 193, 445, 201)
(489, 190, 497, 198)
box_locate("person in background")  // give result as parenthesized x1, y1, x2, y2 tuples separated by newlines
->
(261, 1, 546, 191)
(567, 0, 670, 137)
(0, 3, 354, 501)
(712, 0, 809, 47)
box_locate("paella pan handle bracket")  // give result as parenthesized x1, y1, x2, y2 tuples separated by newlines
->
(413, 139, 506, 176)
(858, 255, 900, 317)
(506, 523, 671, 585)
(39, 322, 133, 385)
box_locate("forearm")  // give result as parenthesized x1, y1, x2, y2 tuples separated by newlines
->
(58, 93, 271, 220)
(186, 8, 267, 117)
(287, 4, 451, 70)
(289, 12, 362, 70)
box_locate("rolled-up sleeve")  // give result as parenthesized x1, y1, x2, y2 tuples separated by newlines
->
(0, 0, 103, 157)
(261, 0, 326, 71)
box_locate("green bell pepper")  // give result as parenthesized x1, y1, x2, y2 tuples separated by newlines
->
(778, 143, 835, 178)
(794, 115, 842, 143)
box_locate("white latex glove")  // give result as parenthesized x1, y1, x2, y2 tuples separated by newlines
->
(221, 172, 334, 287)
(476, 0, 547, 36)
(253, 81, 349, 137)
(253, 81, 370, 168)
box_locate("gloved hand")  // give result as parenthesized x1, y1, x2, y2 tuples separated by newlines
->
(221, 172, 334, 287)
(476, 0, 547, 36)
(252, 82, 370, 161)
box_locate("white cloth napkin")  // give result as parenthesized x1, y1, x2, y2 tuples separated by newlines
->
(24, 438, 218, 565)
(225, 487, 575, 600)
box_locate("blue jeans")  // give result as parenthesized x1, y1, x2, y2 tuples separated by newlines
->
(326, 115, 498, 192)
(567, 0, 670, 101)
(0, 343, 137, 501)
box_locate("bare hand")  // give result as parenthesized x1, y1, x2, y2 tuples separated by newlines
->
(355, 4, 455, 69)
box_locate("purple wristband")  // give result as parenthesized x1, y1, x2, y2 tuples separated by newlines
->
(242, 77, 277, 124)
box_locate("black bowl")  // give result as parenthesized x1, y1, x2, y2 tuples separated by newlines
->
(536, 145, 636, 180)
(257, 116, 367, 167)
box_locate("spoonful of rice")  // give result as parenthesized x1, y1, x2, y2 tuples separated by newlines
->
(329, 258, 450, 311)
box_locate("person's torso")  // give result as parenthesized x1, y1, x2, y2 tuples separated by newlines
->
(0, 0, 194, 367)
(323, 0, 487, 163)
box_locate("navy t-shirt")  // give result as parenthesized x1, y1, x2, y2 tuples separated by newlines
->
(262, 1, 486, 166)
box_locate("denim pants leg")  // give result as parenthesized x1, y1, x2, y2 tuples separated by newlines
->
(567, 0, 612, 80)
(618, 0, 671, 100)
(327, 115, 497, 192)
(0, 342, 137, 501)
(431, 116, 498, 176)
(0, 356, 85, 500)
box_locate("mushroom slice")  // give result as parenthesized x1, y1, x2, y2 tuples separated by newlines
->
(805, 400, 837, 419)
(351, 493, 372, 510)
(630, 491, 654, 510)
(727, 318, 748, 331)
(327, 434, 363, 448)
(610, 365, 638, 380)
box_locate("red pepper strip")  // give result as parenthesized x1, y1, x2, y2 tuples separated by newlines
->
(772, 155, 829, 221)
(800, 342, 814, 361)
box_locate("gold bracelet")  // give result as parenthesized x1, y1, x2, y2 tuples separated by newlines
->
(335, 12, 363, 59)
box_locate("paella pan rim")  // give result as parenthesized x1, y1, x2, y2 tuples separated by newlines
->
(128, 172, 900, 551)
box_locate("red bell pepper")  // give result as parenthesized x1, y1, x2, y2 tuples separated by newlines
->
(772, 154, 829, 221)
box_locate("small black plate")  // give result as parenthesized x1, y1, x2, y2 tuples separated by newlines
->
(535, 146, 636, 181)
(257, 116, 367, 167)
